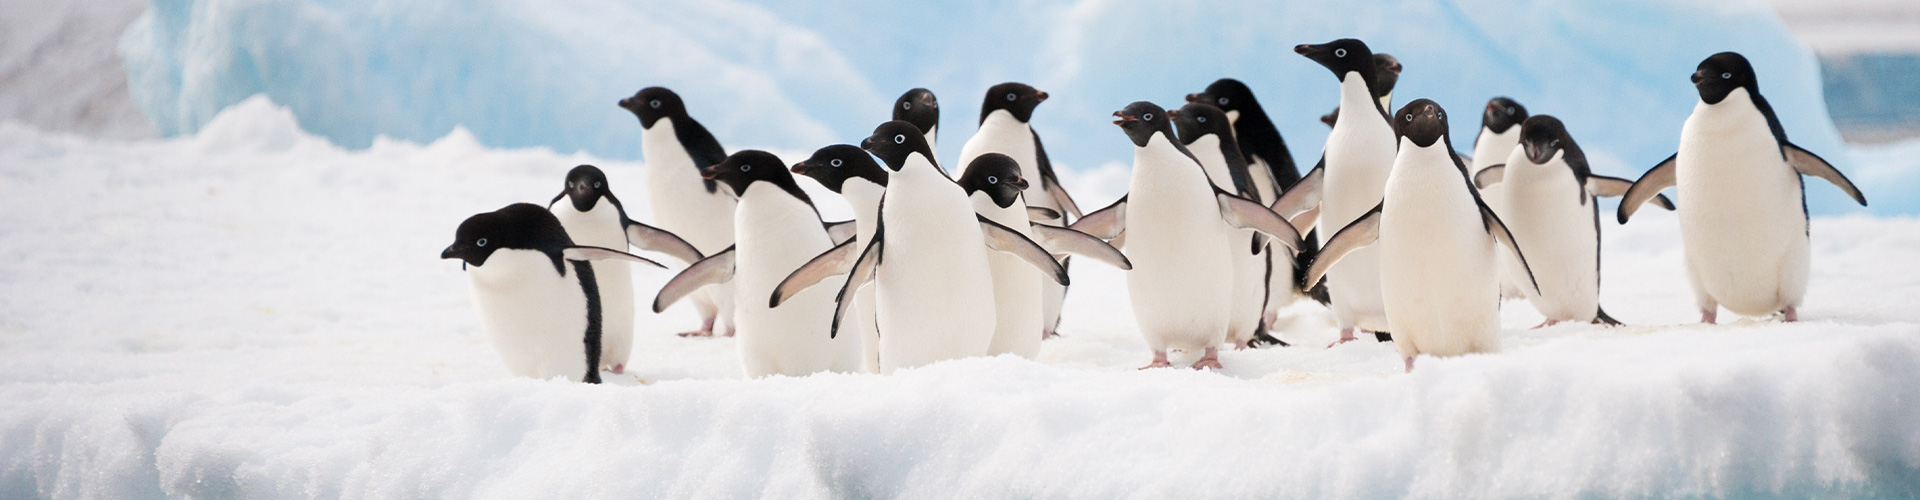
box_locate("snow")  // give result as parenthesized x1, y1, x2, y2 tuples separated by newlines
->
(0, 0, 152, 140)
(3, 97, 1918, 498)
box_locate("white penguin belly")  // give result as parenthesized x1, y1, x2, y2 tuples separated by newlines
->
(551, 201, 636, 370)
(1380, 143, 1502, 359)
(1473, 129, 1525, 299)
(960, 111, 1068, 336)
(642, 121, 736, 327)
(466, 250, 592, 381)
(842, 180, 886, 373)
(972, 193, 1043, 359)
(1320, 74, 1397, 332)
(1190, 135, 1267, 343)
(1126, 135, 1235, 352)
(1676, 91, 1808, 316)
(732, 186, 858, 377)
(876, 160, 997, 373)
(1498, 150, 1601, 322)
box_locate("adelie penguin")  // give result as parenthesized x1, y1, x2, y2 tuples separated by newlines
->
(1473, 116, 1673, 327)
(773, 121, 1067, 374)
(547, 165, 705, 374)
(443, 204, 666, 383)
(957, 83, 1083, 340)
(1170, 103, 1283, 350)
(652, 151, 861, 378)
(1468, 97, 1531, 300)
(894, 88, 941, 156)
(1318, 53, 1403, 128)
(620, 87, 738, 338)
(1304, 100, 1540, 373)
(1072, 102, 1302, 370)
(1617, 52, 1867, 323)
(790, 145, 890, 373)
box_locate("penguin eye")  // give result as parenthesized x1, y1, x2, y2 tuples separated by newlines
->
(476, 238, 488, 247)
(902, 102, 912, 110)
(1404, 114, 1413, 122)
(1506, 106, 1515, 115)
(1217, 97, 1229, 106)
(894, 134, 905, 144)
(1334, 48, 1348, 58)
(1721, 72, 1732, 80)
(1550, 139, 1560, 148)
(1143, 113, 1154, 121)
(987, 175, 998, 184)
(1006, 93, 1017, 101)
(741, 164, 752, 172)
(593, 181, 602, 188)
(1197, 116, 1207, 123)
(830, 159, 843, 167)
(648, 100, 661, 109)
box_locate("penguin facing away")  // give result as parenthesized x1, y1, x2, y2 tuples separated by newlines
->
(1170, 102, 1273, 350)
(894, 88, 941, 155)
(1617, 52, 1867, 323)
(443, 204, 667, 383)
(620, 87, 738, 338)
(1304, 100, 1539, 373)
(1468, 97, 1531, 300)
(547, 165, 704, 374)
(790, 145, 890, 373)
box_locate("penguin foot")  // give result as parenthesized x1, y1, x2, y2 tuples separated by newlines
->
(1531, 319, 1559, 329)
(1043, 330, 1062, 340)
(1782, 307, 1798, 322)
(1327, 328, 1359, 348)
(676, 329, 714, 337)
(1140, 351, 1172, 370)
(610, 364, 625, 375)
(1232, 339, 1249, 351)
(1700, 309, 1718, 324)
(1403, 357, 1416, 373)
(1191, 347, 1222, 371)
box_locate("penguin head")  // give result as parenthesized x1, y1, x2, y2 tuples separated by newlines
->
(702, 150, 797, 197)
(1169, 103, 1233, 147)
(1692, 52, 1757, 105)
(1188, 78, 1256, 120)
(1482, 97, 1529, 134)
(1372, 53, 1403, 98)
(979, 82, 1048, 125)
(555, 165, 612, 213)
(442, 204, 573, 269)
(618, 87, 685, 128)
(893, 88, 940, 136)
(861, 121, 935, 172)
(1393, 99, 1451, 148)
(957, 153, 1029, 208)
(1295, 39, 1377, 83)
(1113, 101, 1174, 148)
(1518, 115, 1581, 166)
(792, 144, 888, 193)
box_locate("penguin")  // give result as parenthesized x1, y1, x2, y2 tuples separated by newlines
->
(442, 204, 666, 383)
(956, 153, 1131, 358)
(1070, 102, 1302, 370)
(790, 145, 890, 373)
(1169, 103, 1272, 350)
(1617, 52, 1867, 323)
(650, 151, 861, 377)
(956, 83, 1084, 340)
(547, 165, 705, 374)
(1473, 116, 1674, 326)
(619, 87, 737, 338)
(772, 121, 1068, 374)
(1304, 100, 1540, 372)
(1319, 54, 1404, 128)
(894, 88, 941, 155)
(1467, 97, 1531, 300)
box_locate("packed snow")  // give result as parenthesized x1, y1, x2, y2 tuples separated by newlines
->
(1, 98, 1916, 498)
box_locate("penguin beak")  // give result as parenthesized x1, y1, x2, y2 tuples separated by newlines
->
(1165, 109, 1182, 120)
(441, 244, 458, 260)
(1010, 176, 1030, 190)
(1421, 103, 1439, 120)
(1184, 93, 1202, 103)
(1112, 111, 1139, 126)
(859, 136, 878, 152)
(700, 165, 723, 180)
(1691, 69, 1706, 85)
(1386, 61, 1404, 74)
(1035, 90, 1049, 102)
(790, 161, 813, 176)
(1293, 44, 1317, 56)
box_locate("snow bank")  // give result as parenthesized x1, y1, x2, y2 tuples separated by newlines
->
(1, 97, 1917, 498)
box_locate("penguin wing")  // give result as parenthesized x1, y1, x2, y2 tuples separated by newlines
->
(1303, 203, 1382, 290)
(1480, 204, 1542, 295)
(651, 246, 735, 313)
(1618, 154, 1679, 223)
(770, 239, 859, 308)
(1271, 158, 1324, 219)
(824, 220, 858, 245)
(1473, 165, 1505, 189)
(1069, 195, 1128, 240)
(1216, 190, 1301, 254)
(623, 218, 705, 265)
(1034, 132, 1083, 220)
(676, 119, 729, 194)
(1030, 224, 1131, 270)
(561, 246, 666, 268)
(1289, 205, 1321, 235)
(830, 233, 883, 339)
(979, 215, 1069, 286)
(1783, 143, 1868, 206)
(1586, 175, 1674, 210)
(1027, 206, 1063, 222)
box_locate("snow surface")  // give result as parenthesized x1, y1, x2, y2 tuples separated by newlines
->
(0, 0, 152, 140)
(2, 97, 1917, 498)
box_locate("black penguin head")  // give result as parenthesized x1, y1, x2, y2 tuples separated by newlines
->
(1517, 115, 1581, 165)
(617, 87, 686, 128)
(557, 165, 612, 213)
(1692, 52, 1757, 105)
(893, 88, 940, 136)
(702, 150, 797, 197)
(1169, 103, 1233, 146)
(1373, 53, 1403, 98)
(1113, 101, 1174, 148)
(860, 121, 935, 172)
(792, 144, 888, 193)
(1482, 97, 1529, 134)
(979, 82, 1048, 124)
(957, 153, 1029, 208)
(1295, 39, 1377, 82)
(1393, 99, 1451, 148)
(442, 203, 573, 269)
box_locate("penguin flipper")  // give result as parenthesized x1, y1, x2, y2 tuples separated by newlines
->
(1027, 206, 1063, 222)
(1216, 190, 1301, 254)
(1289, 205, 1321, 235)
(1587, 175, 1674, 210)
(1783, 143, 1867, 206)
(562, 246, 666, 269)
(1271, 159, 1324, 219)
(830, 235, 883, 339)
(978, 215, 1069, 286)
(1305, 203, 1382, 290)
(824, 220, 858, 245)
(771, 239, 858, 308)
(1480, 204, 1541, 296)
(1069, 195, 1128, 240)
(1618, 154, 1678, 223)
(1030, 225, 1131, 270)
(1034, 132, 1083, 220)
(651, 246, 735, 313)
(623, 219, 704, 265)
(1473, 165, 1506, 189)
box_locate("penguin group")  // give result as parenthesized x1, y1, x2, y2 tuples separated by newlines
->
(442, 42, 1866, 382)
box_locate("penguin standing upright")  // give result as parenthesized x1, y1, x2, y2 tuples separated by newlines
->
(1319, 54, 1404, 128)
(1469, 97, 1531, 299)
(1618, 52, 1867, 323)
(956, 83, 1082, 339)
(619, 87, 737, 338)
(894, 88, 941, 156)
(442, 204, 666, 383)
(790, 145, 890, 373)
(1305, 100, 1540, 372)
(547, 165, 704, 374)
(1170, 103, 1270, 350)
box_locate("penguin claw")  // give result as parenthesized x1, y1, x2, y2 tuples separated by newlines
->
(1531, 319, 1558, 329)
(1327, 329, 1359, 348)
(676, 329, 714, 338)
(1190, 347, 1223, 370)
(1140, 360, 1173, 370)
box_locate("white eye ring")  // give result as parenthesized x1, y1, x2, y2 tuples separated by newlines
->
(1217, 97, 1229, 106)
(1006, 93, 1017, 101)
(1506, 106, 1515, 114)
(1334, 48, 1348, 57)
(1404, 114, 1413, 122)
(902, 102, 912, 110)
(893, 134, 906, 144)
(1550, 140, 1560, 147)
(1721, 72, 1732, 80)
(987, 175, 998, 184)
(648, 100, 661, 109)
(593, 182, 602, 188)
(741, 164, 752, 172)
(1197, 116, 1207, 123)
(476, 238, 488, 247)
(1143, 113, 1154, 121)
(829, 159, 843, 167)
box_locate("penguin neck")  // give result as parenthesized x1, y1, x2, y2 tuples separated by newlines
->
(1472, 127, 1521, 173)
(976, 110, 1030, 141)
(896, 152, 949, 182)
(1691, 87, 1764, 134)
(1224, 110, 1243, 140)
(1337, 73, 1382, 122)
(840, 178, 887, 243)
(1394, 137, 1456, 173)
(925, 125, 939, 154)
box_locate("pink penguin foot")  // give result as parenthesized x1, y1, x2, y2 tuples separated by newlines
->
(1783, 307, 1798, 322)
(1327, 328, 1360, 348)
(609, 364, 625, 375)
(1140, 351, 1172, 370)
(1701, 309, 1718, 325)
(1404, 356, 1416, 373)
(678, 317, 719, 337)
(1531, 319, 1559, 329)
(1191, 347, 1223, 371)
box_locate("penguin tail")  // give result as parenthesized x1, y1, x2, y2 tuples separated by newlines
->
(1248, 318, 1290, 348)
(1373, 331, 1393, 342)
(1593, 307, 1624, 326)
